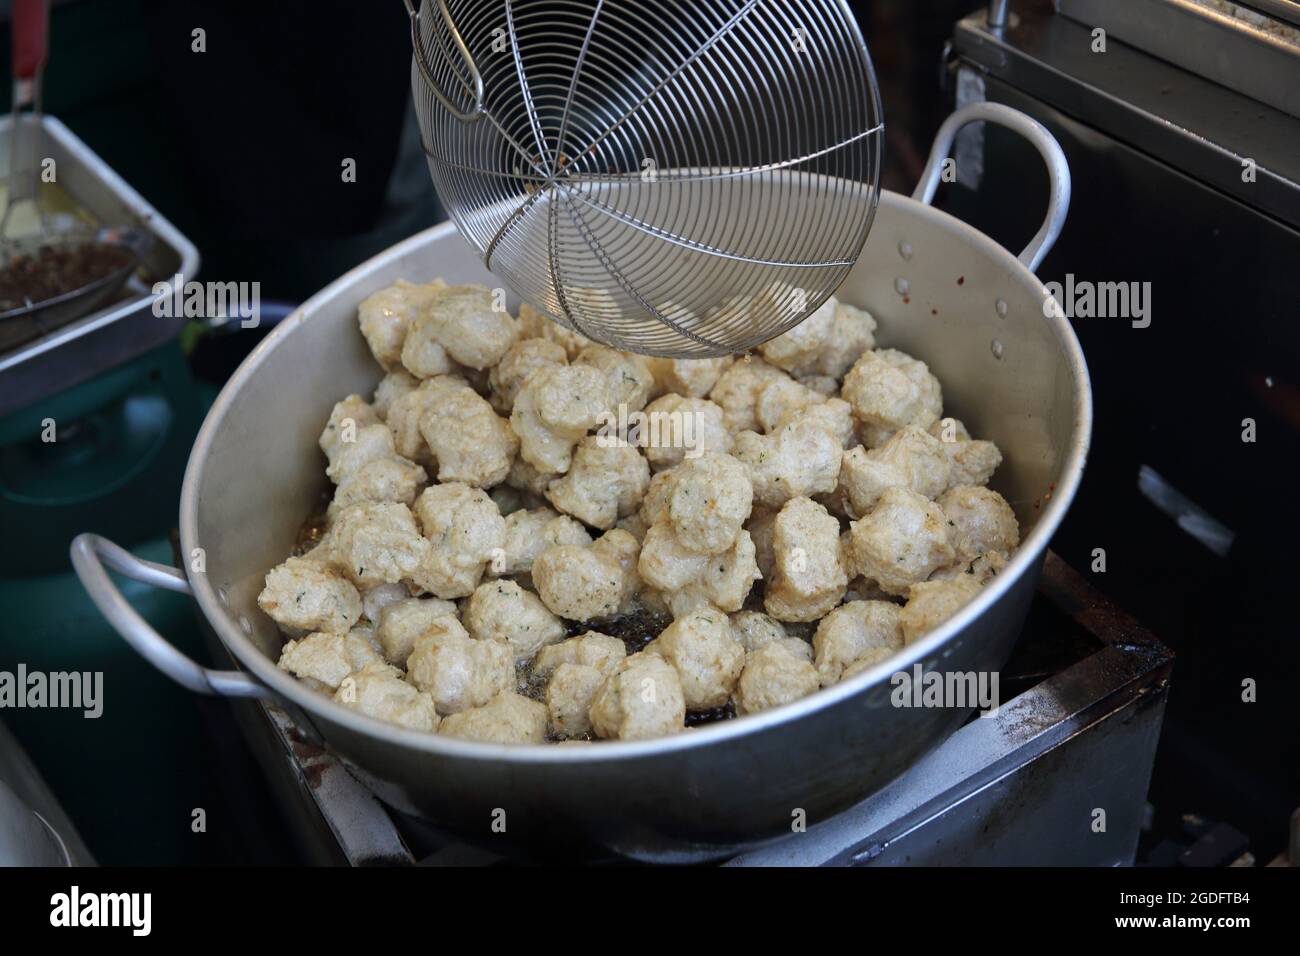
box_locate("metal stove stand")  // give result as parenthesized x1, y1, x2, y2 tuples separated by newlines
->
(219, 553, 1172, 866)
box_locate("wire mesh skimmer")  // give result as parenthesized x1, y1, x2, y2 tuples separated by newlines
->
(405, 0, 883, 357)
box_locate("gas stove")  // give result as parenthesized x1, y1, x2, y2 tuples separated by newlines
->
(945, 0, 1300, 864)
(209, 553, 1172, 866)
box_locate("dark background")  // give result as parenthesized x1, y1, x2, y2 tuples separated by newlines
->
(0, 0, 1294, 866)
(12, 0, 976, 301)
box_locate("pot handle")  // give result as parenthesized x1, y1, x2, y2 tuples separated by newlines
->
(69, 534, 272, 700)
(912, 101, 1071, 272)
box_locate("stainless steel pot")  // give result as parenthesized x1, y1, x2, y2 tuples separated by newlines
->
(72, 104, 1090, 862)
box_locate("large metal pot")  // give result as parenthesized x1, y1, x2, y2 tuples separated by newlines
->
(72, 104, 1090, 862)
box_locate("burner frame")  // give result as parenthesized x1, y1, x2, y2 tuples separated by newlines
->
(207, 552, 1172, 866)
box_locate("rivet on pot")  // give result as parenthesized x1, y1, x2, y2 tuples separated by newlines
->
(894, 277, 910, 297)
(898, 241, 913, 261)
(239, 615, 253, 635)
(991, 339, 1005, 360)
(217, 586, 228, 605)
(996, 298, 1008, 318)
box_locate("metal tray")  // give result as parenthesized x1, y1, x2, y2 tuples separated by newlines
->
(0, 115, 199, 417)
(1056, 0, 1300, 119)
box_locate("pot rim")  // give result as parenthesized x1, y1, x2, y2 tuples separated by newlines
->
(180, 191, 1092, 764)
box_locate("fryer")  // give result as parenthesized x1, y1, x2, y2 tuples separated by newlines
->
(71, 102, 1092, 862)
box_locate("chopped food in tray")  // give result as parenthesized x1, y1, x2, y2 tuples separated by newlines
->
(0, 240, 134, 313)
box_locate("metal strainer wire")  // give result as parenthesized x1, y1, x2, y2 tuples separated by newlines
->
(405, 0, 883, 357)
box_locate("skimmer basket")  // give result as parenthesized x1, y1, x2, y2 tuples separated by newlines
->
(406, 0, 883, 357)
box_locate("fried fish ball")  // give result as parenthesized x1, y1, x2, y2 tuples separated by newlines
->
(647, 355, 735, 399)
(709, 356, 789, 433)
(506, 456, 559, 497)
(798, 374, 840, 397)
(638, 394, 731, 470)
(755, 377, 826, 433)
(320, 395, 381, 462)
(732, 418, 843, 509)
(756, 291, 836, 373)
(928, 417, 1003, 488)
(406, 617, 515, 714)
(589, 528, 642, 613)
(638, 468, 676, 527)
(372, 368, 419, 420)
(511, 363, 610, 474)
(637, 517, 709, 592)
(334, 662, 440, 732)
(858, 422, 898, 450)
(325, 501, 434, 592)
(407, 283, 519, 372)
(464, 579, 565, 661)
(488, 337, 567, 413)
(639, 520, 761, 614)
(842, 571, 897, 604)
(533, 529, 639, 622)
(277, 629, 383, 691)
(328, 456, 428, 519)
(358, 278, 446, 370)
(325, 423, 397, 485)
(840, 645, 900, 680)
(496, 507, 592, 577)
(734, 640, 820, 714)
(532, 631, 627, 680)
(399, 309, 458, 378)
(412, 483, 507, 598)
(778, 636, 815, 662)
(776, 397, 856, 449)
(375, 596, 459, 666)
(656, 607, 744, 710)
(847, 487, 955, 596)
(518, 301, 593, 360)
(838, 425, 952, 518)
(667, 453, 752, 555)
(745, 504, 778, 579)
(899, 576, 983, 644)
(930, 550, 1009, 585)
(546, 436, 650, 530)
(808, 301, 877, 379)
(386, 374, 469, 463)
(659, 588, 716, 620)
(842, 348, 943, 435)
(869, 425, 951, 498)
(948, 439, 1003, 489)
(764, 497, 848, 622)
(615, 512, 648, 543)
(589, 652, 687, 740)
(259, 556, 363, 636)
(545, 663, 607, 737)
(418, 386, 518, 488)
(812, 600, 904, 686)
(352, 621, 386, 655)
(730, 610, 787, 653)
(361, 581, 412, 626)
(438, 691, 548, 744)
(938, 485, 1020, 565)
(576, 344, 656, 414)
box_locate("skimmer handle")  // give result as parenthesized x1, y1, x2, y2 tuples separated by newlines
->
(404, 0, 485, 123)
(11, 0, 49, 82)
